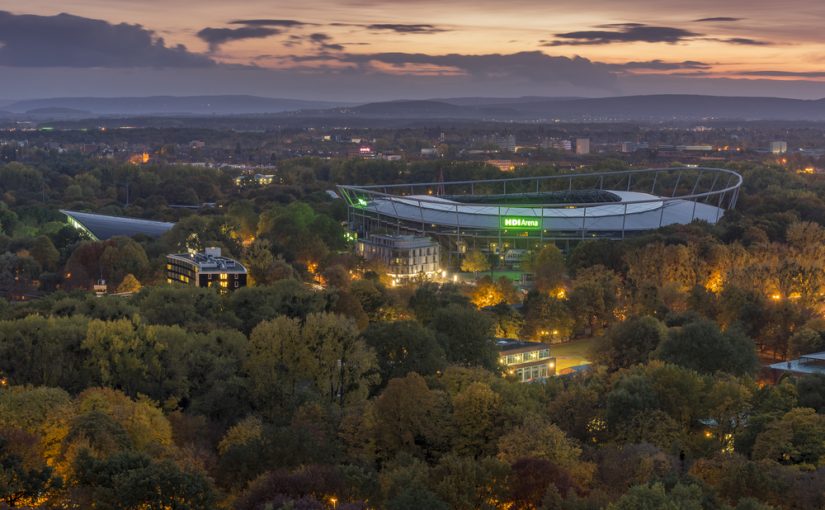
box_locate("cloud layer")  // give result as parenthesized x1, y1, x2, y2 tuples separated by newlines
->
(0, 11, 213, 67)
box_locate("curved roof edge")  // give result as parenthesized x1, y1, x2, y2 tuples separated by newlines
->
(61, 209, 175, 241)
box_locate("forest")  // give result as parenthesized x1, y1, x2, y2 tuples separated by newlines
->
(1, 153, 825, 509)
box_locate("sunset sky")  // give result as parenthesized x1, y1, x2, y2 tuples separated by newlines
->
(2, 1, 825, 100)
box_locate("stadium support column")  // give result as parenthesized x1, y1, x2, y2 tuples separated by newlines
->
(621, 203, 628, 240)
(671, 172, 682, 197)
(498, 206, 502, 258)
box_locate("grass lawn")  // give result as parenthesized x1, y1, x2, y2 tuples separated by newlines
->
(552, 336, 599, 372)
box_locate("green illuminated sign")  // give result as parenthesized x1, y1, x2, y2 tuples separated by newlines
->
(501, 216, 541, 230)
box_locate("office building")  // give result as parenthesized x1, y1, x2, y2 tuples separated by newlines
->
(356, 234, 440, 281)
(575, 138, 590, 155)
(497, 339, 556, 382)
(166, 247, 247, 292)
(770, 141, 788, 154)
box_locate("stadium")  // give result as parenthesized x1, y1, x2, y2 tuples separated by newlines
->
(338, 167, 742, 265)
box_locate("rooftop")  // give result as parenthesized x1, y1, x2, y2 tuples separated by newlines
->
(168, 247, 247, 273)
(495, 338, 550, 352)
(62, 209, 175, 241)
(769, 351, 825, 375)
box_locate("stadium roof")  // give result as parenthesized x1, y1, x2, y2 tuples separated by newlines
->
(61, 210, 175, 241)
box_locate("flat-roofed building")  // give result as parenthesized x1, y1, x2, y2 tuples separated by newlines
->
(497, 338, 556, 382)
(356, 234, 440, 281)
(166, 247, 247, 293)
(769, 351, 825, 377)
(770, 141, 788, 154)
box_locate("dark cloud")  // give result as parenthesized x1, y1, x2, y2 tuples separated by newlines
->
(693, 17, 743, 22)
(0, 11, 213, 68)
(545, 25, 700, 45)
(544, 23, 770, 47)
(366, 23, 447, 34)
(740, 70, 825, 78)
(308, 33, 344, 51)
(197, 26, 281, 51)
(616, 60, 711, 71)
(718, 37, 771, 45)
(229, 19, 308, 27)
(292, 51, 618, 87)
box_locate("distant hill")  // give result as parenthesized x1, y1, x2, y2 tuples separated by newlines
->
(342, 100, 469, 117)
(4, 95, 351, 116)
(7, 94, 825, 121)
(316, 94, 825, 121)
(25, 107, 93, 118)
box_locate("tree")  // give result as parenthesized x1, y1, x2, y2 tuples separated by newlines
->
(520, 291, 574, 342)
(656, 319, 758, 376)
(228, 279, 327, 334)
(461, 249, 490, 276)
(528, 244, 566, 293)
(596, 316, 667, 371)
(752, 408, 825, 467)
(72, 451, 216, 510)
(300, 313, 379, 406)
(471, 276, 505, 308)
(607, 482, 703, 510)
(29, 235, 59, 272)
(451, 382, 504, 457)
(362, 321, 447, 385)
(0, 430, 62, 507)
(509, 458, 578, 509)
(497, 415, 582, 469)
(116, 273, 141, 293)
(245, 315, 306, 413)
(430, 304, 497, 369)
(244, 238, 296, 285)
(0, 315, 90, 392)
(568, 265, 622, 335)
(373, 373, 450, 461)
(430, 455, 510, 510)
(387, 487, 449, 510)
(796, 374, 825, 413)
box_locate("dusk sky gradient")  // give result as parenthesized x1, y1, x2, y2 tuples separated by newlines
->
(2, 1, 825, 101)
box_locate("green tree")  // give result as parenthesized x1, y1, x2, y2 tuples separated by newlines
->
(374, 373, 450, 461)
(608, 482, 703, 510)
(301, 312, 379, 405)
(0, 315, 90, 392)
(73, 451, 216, 510)
(29, 235, 60, 272)
(656, 319, 758, 376)
(528, 244, 566, 292)
(596, 315, 667, 371)
(430, 304, 497, 369)
(430, 454, 510, 510)
(451, 382, 504, 457)
(752, 408, 825, 467)
(362, 321, 447, 385)
(245, 315, 306, 413)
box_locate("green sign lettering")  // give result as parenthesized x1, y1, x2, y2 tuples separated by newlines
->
(501, 216, 541, 230)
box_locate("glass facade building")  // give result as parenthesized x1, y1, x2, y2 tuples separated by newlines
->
(166, 247, 247, 293)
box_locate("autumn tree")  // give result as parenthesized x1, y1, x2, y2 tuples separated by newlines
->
(461, 249, 490, 276)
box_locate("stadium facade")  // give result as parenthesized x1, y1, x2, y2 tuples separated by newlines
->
(338, 167, 742, 265)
